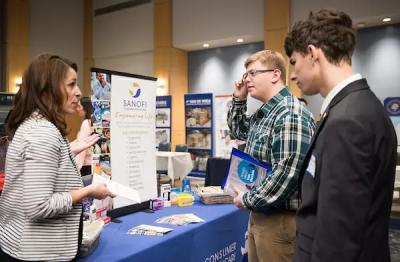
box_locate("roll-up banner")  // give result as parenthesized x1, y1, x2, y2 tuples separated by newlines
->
(90, 68, 157, 213)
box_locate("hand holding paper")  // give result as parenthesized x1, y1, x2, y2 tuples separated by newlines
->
(89, 183, 115, 199)
(92, 174, 141, 203)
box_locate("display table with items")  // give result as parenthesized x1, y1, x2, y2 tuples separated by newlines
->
(156, 151, 193, 185)
(78, 198, 249, 262)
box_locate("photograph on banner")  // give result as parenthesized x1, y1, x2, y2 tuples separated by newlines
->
(186, 107, 211, 127)
(93, 127, 111, 140)
(92, 129, 111, 155)
(92, 101, 111, 127)
(92, 155, 111, 176)
(190, 150, 211, 172)
(156, 128, 170, 145)
(187, 129, 211, 149)
(156, 108, 171, 127)
(91, 72, 111, 101)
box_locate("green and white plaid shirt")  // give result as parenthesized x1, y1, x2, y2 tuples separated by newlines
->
(228, 87, 315, 211)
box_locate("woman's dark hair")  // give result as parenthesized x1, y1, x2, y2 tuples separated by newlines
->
(80, 97, 94, 120)
(6, 54, 78, 139)
(285, 9, 356, 65)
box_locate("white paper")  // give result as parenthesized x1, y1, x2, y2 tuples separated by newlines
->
(92, 174, 141, 203)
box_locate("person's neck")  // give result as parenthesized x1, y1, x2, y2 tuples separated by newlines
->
(320, 62, 353, 97)
(261, 83, 285, 103)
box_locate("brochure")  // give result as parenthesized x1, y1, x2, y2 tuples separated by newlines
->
(127, 224, 173, 236)
(92, 174, 141, 203)
(223, 148, 272, 196)
(155, 213, 204, 226)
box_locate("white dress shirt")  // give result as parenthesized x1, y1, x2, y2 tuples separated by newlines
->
(320, 74, 362, 115)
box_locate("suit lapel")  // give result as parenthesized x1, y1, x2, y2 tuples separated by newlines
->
(299, 111, 329, 177)
(328, 79, 368, 110)
(298, 79, 370, 193)
(304, 79, 369, 161)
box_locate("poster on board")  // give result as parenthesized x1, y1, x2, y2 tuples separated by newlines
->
(384, 97, 400, 145)
(184, 93, 213, 177)
(156, 96, 172, 147)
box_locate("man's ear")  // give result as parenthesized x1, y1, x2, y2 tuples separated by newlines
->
(307, 44, 319, 63)
(271, 69, 281, 84)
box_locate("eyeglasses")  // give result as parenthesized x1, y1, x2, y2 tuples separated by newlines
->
(242, 69, 275, 80)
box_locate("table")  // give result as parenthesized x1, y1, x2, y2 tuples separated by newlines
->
(79, 201, 249, 262)
(156, 152, 193, 185)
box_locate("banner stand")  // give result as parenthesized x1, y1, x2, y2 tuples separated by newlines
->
(90, 68, 158, 219)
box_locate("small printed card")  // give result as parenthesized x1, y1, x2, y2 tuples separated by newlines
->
(155, 214, 205, 226)
(223, 148, 272, 196)
(127, 224, 173, 236)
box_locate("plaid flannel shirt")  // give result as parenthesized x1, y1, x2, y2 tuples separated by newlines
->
(227, 87, 315, 211)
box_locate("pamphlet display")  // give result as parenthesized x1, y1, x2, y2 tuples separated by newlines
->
(184, 93, 213, 178)
(223, 148, 272, 196)
(90, 68, 158, 212)
(156, 96, 172, 146)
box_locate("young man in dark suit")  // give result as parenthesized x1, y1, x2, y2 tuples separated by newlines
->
(284, 9, 397, 262)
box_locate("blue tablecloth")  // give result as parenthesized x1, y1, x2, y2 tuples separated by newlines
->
(79, 201, 250, 262)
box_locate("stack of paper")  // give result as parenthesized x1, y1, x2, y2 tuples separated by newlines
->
(196, 186, 233, 205)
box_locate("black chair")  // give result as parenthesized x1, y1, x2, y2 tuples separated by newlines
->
(204, 157, 230, 187)
(158, 142, 171, 152)
(175, 144, 188, 152)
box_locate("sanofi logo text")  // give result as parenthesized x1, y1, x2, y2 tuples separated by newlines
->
(123, 82, 147, 110)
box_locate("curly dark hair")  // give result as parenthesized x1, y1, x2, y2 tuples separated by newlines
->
(284, 9, 356, 65)
(6, 54, 78, 139)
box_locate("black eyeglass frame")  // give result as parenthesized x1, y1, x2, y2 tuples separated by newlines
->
(242, 69, 275, 80)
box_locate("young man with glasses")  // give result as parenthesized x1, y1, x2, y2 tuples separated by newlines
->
(227, 50, 315, 262)
(285, 9, 397, 262)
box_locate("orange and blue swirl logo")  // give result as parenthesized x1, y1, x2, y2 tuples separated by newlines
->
(128, 82, 141, 98)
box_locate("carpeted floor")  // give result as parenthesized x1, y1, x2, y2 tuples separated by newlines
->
(390, 229, 400, 261)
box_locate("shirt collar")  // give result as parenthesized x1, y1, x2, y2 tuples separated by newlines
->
(320, 73, 362, 115)
(259, 87, 290, 116)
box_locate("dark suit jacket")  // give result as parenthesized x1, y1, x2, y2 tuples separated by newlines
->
(295, 79, 397, 262)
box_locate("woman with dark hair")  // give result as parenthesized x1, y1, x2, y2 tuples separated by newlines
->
(0, 54, 114, 261)
(75, 97, 95, 175)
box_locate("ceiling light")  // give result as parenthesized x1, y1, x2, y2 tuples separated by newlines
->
(237, 38, 244, 43)
(382, 17, 391, 22)
(203, 43, 209, 48)
(356, 22, 366, 28)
